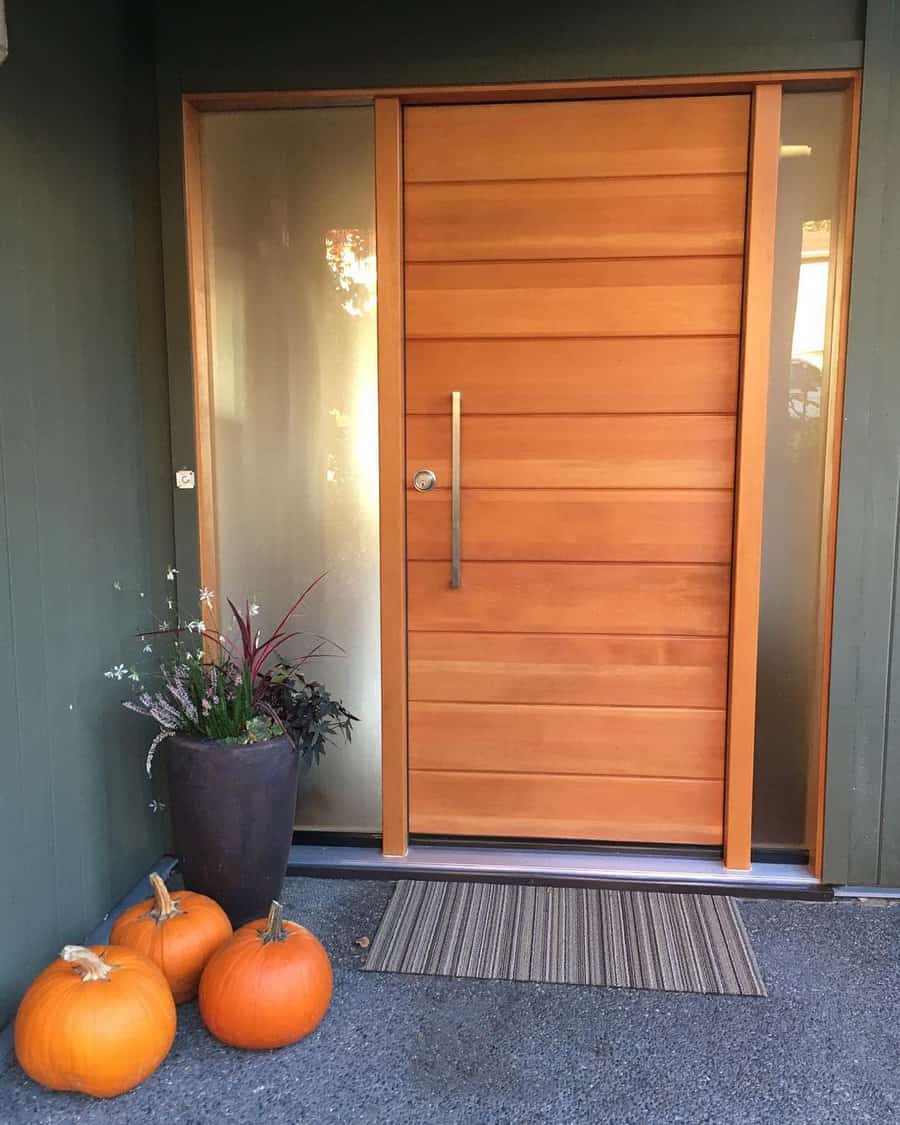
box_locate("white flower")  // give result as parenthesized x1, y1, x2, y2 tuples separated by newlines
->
(142, 643, 153, 654)
(166, 598, 174, 610)
(129, 671, 140, 683)
(249, 602, 261, 617)
(187, 619, 206, 634)
(138, 591, 145, 599)
(113, 580, 122, 591)
(105, 664, 128, 681)
(166, 566, 178, 582)
(199, 587, 215, 606)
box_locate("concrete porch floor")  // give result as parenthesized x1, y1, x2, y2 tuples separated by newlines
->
(1, 877, 898, 1125)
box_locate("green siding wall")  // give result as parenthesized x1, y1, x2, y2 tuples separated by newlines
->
(0, 1, 170, 1023)
(824, 0, 900, 886)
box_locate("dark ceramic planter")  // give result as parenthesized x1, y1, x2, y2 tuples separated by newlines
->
(165, 733, 299, 926)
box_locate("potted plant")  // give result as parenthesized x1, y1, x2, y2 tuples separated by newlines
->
(109, 575, 356, 925)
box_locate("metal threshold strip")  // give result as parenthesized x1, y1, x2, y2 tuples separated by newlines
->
(287, 843, 823, 899)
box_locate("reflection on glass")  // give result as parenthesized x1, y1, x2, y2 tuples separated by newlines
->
(324, 228, 376, 318)
(201, 108, 381, 832)
(753, 92, 850, 849)
(788, 221, 831, 421)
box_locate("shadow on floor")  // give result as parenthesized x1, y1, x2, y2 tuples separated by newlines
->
(1, 877, 898, 1125)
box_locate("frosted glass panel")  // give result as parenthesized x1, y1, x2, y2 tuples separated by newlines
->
(201, 108, 381, 832)
(753, 92, 851, 848)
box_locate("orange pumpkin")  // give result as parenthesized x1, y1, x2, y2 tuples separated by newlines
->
(14, 944, 175, 1098)
(110, 872, 232, 1002)
(198, 900, 332, 1049)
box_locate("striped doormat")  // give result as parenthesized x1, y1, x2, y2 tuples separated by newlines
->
(364, 880, 766, 997)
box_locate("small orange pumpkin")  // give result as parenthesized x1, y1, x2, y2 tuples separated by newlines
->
(198, 900, 332, 1049)
(14, 944, 175, 1098)
(110, 872, 232, 1002)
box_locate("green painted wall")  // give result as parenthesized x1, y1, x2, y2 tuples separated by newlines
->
(154, 0, 864, 85)
(0, 0, 171, 1024)
(824, 0, 900, 886)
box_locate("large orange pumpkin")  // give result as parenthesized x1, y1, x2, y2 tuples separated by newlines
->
(110, 872, 232, 1002)
(15, 944, 175, 1098)
(198, 900, 332, 1049)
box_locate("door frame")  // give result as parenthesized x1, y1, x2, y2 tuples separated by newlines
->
(179, 68, 860, 873)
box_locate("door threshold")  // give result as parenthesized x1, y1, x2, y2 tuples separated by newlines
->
(287, 842, 824, 899)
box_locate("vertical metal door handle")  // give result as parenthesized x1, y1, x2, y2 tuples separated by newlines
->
(451, 391, 461, 588)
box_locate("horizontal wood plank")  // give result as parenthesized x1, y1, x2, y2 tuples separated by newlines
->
(408, 561, 732, 636)
(406, 257, 744, 338)
(407, 415, 736, 490)
(407, 488, 734, 563)
(410, 702, 725, 779)
(409, 632, 729, 708)
(404, 96, 751, 183)
(405, 175, 747, 261)
(409, 771, 725, 843)
(406, 337, 740, 415)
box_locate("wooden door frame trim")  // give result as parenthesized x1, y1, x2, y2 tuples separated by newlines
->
(181, 101, 219, 639)
(179, 68, 860, 865)
(723, 84, 783, 870)
(182, 70, 857, 113)
(374, 97, 409, 856)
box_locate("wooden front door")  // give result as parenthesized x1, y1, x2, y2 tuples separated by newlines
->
(403, 95, 750, 845)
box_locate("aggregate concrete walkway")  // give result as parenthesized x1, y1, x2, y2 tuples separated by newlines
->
(1, 877, 898, 1124)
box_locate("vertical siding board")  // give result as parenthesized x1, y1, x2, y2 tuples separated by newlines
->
(157, 67, 204, 613)
(84, 30, 154, 918)
(880, 500, 900, 883)
(0, 121, 58, 1020)
(824, 0, 900, 885)
(1, 105, 60, 981)
(37, 89, 93, 944)
(125, 26, 179, 877)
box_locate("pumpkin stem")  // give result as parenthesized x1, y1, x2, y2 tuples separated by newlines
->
(147, 872, 183, 923)
(259, 900, 288, 943)
(60, 945, 114, 983)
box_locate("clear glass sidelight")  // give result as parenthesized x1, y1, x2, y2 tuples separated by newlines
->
(200, 108, 381, 832)
(753, 91, 852, 849)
